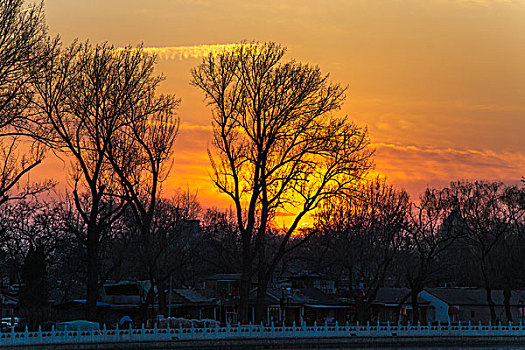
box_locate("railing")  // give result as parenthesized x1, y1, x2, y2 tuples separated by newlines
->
(2, 321, 525, 347)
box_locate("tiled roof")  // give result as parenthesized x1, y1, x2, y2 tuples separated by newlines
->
(173, 289, 214, 303)
(373, 288, 429, 305)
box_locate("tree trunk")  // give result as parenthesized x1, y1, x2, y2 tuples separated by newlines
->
(394, 292, 411, 324)
(485, 287, 497, 323)
(480, 259, 497, 323)
(255, 239, 270, 325)
(139, 280, 156, 323)
(238, 263, 252, 324)
(411, 290, 420, 324)
(158, 279, 168, 317)
(354, 300, 372, 324)
(255, 274, 268, 324)
(503, 287, 512, 324)
(86, 224, 99, 321)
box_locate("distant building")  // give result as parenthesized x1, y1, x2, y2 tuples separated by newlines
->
(168, 289, 217, 320)
(421, 287, 525, 324)
(278, 272, 337, 295)
(203, 274, 243, 298)
(371, 287, 431, 324)
(268, 287, 351, 325)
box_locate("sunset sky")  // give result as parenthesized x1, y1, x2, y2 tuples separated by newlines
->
(41, 0, 525, 217)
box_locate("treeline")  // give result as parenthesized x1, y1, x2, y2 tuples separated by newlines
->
(0, 190, 243, 327)
(302, 179, 525, 324)
(2, 180, 524, 327)
(0, 0, 523, 328)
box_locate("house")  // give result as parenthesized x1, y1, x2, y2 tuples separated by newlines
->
(202, 274, 349, 325)
(55, 281, 154, 323)
(203, 274, 244, 298)
(0, 293, 17, 318)
(279, 273, 337, 295)
(100, 281, 151, 305)
(167, 289, 217, 320)
(421, 287, 525, 324)
(247, 287, 353, 326)
(371, 288, 431, 324)
(99, 280, 153, 323)
(101, 281, 221, 323)
(279, 287, 351, 325)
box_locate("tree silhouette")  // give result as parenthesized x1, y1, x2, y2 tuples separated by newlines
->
(450, 181, 523, 323)
(314, 177, 409, 323)
(30, 42, 174, 320)
(192, 42, 372, 323)
(401, 187, 464, 323)
(0, 0, 53, 204)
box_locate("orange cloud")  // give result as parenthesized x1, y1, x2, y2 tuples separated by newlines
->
(372, 142, 525, 197)
(142, 44, 241, 60)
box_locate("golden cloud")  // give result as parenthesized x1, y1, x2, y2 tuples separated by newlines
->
(142, 44, 241, 60)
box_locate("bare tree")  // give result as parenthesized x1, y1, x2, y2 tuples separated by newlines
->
(0, 198, 69, 326)
(479, 185, 525, 323)
(400, 187, 464, 324)
(0, 0, 53, 203)
(201, 208, 243, 274)
(30, 42, 169, 320)
(314, 177, 409, 323)
(192, 42, 373, 323)
(0, 199, 63, 289)
(103, 67, 179, 319)
(118, 190, 203, 318)
(450, 181, 522, 323)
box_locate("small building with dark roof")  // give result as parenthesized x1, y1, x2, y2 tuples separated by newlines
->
(421, 287, 525, 324)
(267, 287, 352, 326)
(167, 289, 217, 320)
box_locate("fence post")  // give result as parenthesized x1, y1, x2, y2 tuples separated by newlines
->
(10, 325, 14, 346)
(102, 323, 106, 343)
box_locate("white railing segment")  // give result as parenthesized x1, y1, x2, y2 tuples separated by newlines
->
(1, 321, 525, 347)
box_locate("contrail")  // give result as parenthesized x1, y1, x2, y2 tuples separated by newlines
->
(142, 44, 241, 60)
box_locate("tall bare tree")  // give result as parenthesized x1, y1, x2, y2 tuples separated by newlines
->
(30, 42, 171, 320)
(104, 67, 179, 319)
(192, 42, 372, 323)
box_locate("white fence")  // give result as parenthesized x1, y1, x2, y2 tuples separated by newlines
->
(1, 321, 525, 347)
